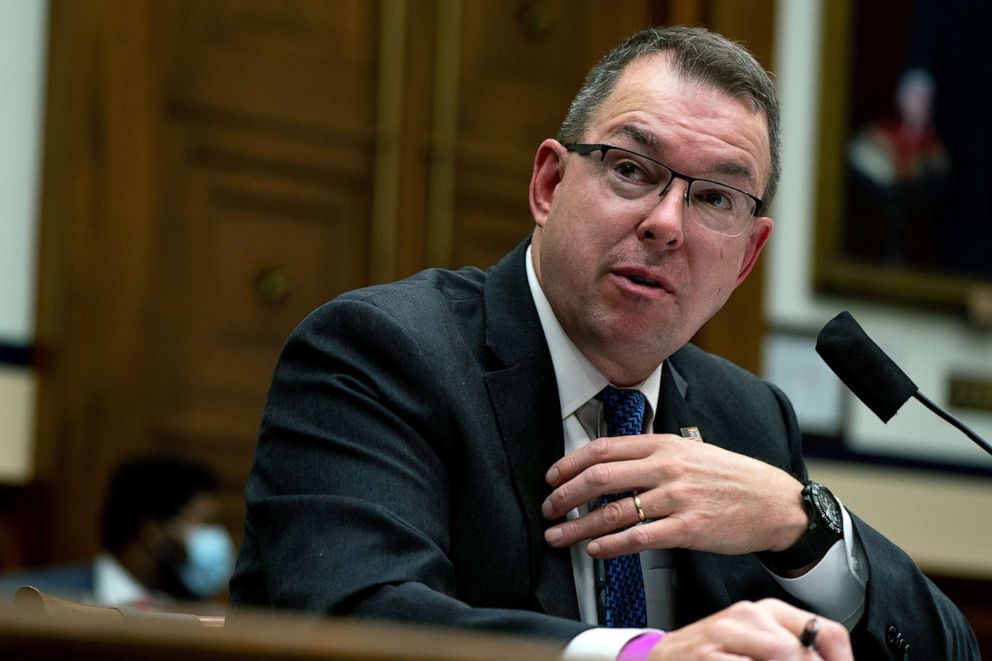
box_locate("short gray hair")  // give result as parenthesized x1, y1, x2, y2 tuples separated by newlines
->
(557, 26, 781, 207)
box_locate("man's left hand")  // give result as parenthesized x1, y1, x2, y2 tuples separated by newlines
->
(541, 434, 808, 558)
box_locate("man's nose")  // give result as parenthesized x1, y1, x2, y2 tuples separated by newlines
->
(637, 178, 687, 247)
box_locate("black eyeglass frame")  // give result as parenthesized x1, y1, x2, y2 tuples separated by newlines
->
(564, 143, 766, 219)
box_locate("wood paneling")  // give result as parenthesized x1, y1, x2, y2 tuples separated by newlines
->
(33, 0, 165, 560)
(32, 0, 383, 560)
(150, 0, 382, 542)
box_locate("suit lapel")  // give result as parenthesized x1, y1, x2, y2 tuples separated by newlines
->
(655, 352, 797, 623)
(482, 240, 579, 620)
(654, 356, 736, 619)
(654, 351, 754, 456)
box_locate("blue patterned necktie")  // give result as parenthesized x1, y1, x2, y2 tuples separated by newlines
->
(594, 385, 648, 628)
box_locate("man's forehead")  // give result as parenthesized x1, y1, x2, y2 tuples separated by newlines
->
(598, 53, 755, 124)
(589, 54, 771, 187)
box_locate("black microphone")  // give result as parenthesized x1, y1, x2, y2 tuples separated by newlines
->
(816, 310, 992, 456)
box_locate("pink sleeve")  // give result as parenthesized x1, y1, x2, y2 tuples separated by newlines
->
(617, 632, 665, 660)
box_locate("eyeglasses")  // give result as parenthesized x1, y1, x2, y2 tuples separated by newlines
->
(564, 143, 765, 238)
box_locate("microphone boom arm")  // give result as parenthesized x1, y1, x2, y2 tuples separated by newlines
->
(912, 390, 992, 457)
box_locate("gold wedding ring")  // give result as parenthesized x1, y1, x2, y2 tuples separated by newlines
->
(632, 494, 646, 522)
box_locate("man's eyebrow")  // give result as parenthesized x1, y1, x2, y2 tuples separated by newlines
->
(711, 162, 757, 189)
(612, 124, 658, 148)
(610, 124, 758, 188)
(610, 124, 758, 189)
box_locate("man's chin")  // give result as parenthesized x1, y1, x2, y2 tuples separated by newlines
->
(592, 329, 683, 376)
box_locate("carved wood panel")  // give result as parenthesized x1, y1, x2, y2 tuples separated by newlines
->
(148, 0, 381, 539)
(33, 0, 382, 560)
(151, 131, 373, 528)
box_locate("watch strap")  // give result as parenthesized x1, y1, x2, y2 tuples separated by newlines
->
(756, 481, 843, 573)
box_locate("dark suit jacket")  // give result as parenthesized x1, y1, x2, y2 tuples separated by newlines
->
(230, 239, 977, 658)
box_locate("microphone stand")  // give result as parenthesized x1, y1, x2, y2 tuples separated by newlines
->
(912, 391, 992, 457)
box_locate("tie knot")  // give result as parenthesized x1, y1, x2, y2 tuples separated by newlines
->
(595, 386, 647, 437)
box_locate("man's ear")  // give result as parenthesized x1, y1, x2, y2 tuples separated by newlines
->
(529, 139, 566, 228)
(736, 216, 774, 285)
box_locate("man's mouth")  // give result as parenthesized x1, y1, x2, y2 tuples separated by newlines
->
(624, 274, 661, 288)
(611, 267, 675, 296)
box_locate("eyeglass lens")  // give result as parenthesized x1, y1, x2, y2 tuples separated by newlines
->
(592, 146, 757, 237)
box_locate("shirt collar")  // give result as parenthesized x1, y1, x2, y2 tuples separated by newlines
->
(93, 552, 154, 607)
(525, 245, 662, 421)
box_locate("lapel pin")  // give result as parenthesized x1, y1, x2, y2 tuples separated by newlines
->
(679, 426, 704, 442)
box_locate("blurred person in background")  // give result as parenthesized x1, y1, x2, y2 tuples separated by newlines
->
(0, 453, 233, 611)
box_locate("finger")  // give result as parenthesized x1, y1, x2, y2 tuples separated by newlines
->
(709, 602, 829, 661)
(804, 618, 852, 661)
(730, 627, 806, 660)
(583, 516, 689, 557)
(545, 435, 662, 486)
(650, 600, 845, 661)
(653, 600, 850, 661)
(542, 457, 656, 519)
(545, 494, 646, 548)
(753, 599, 853, 661)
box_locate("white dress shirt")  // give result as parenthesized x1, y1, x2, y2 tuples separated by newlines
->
(523, 247, 867, 660)
(92, 553, 157, 607)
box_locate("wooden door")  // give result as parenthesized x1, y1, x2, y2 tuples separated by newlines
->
(34, 0, 386, 561)
(147, 0, 385, 543)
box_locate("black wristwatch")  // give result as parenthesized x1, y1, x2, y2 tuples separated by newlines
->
(757, 481, 844, 573)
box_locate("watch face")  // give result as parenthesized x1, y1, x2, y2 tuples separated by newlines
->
(811, 484, 844, 535)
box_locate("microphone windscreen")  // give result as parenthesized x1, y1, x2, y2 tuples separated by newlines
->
(815, 311, 918, 422)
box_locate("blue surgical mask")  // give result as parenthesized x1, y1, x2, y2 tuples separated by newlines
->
(177, 524, 234, 598)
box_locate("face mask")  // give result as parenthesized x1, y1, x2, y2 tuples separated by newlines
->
(176, 523, 234, 598)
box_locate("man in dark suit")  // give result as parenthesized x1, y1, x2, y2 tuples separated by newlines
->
(230, 26, 977, 659)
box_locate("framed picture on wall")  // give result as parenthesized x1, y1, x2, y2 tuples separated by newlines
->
(813, 0, 992, 314)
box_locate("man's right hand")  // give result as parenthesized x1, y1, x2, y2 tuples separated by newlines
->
(649, 599, 853, 660)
